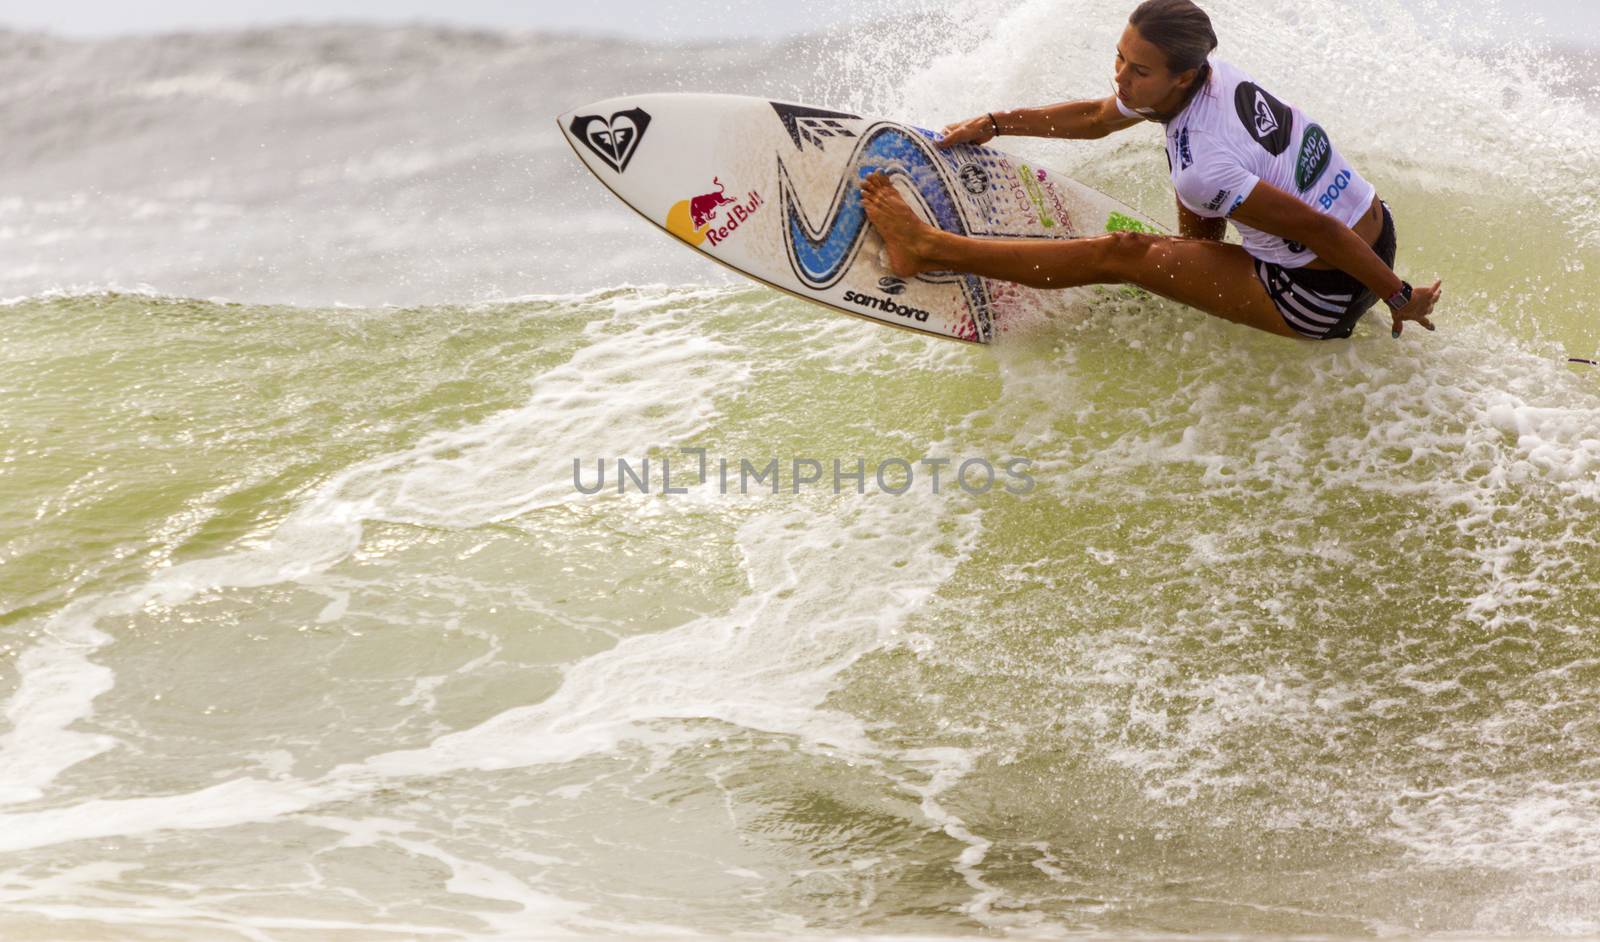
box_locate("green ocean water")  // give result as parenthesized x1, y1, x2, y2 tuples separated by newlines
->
(3, 256, 1598, 936)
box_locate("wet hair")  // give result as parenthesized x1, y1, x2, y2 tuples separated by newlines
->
(1128, 0, 1218, 75)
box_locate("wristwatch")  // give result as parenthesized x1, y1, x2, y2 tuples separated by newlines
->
(1384, 281, 1413, 313)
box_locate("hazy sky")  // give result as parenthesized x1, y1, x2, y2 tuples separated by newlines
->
(1, 0, 1597, 43)
(0, 0, 876, 40)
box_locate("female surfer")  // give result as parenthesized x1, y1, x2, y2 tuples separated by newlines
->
(860, 0, 1442, 340)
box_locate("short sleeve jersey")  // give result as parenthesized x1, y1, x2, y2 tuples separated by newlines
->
(1117, 57, 1375, 268)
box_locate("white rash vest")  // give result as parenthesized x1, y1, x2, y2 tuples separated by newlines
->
(1117, 57, 1375, 268)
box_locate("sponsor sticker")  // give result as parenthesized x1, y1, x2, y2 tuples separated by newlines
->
(666, 177, 764, 247)
(570, 108, 652, 174)
(1233, 82, 1293, 156)
(1317, 169, 1353, 211)
(1033, 167, 1073, 234)
(958, 163, 991, 196)
(771, 102, 860, 152)
(1295, 124, 1331, 192)
(844, 289, 931, 323)
(1017, 164, 1056, 228)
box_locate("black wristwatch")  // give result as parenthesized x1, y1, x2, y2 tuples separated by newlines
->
(1384, 281, 1413, 313)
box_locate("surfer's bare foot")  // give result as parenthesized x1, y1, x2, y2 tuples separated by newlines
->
(861, 172, 942, 278)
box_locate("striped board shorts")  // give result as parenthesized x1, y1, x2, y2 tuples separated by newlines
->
(1254, 201, 1397, 340)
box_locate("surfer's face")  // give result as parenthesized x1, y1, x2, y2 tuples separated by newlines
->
(1114, 24, 1197, 114)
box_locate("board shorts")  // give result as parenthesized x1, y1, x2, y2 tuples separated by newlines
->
(1253, 201, 1397, 340)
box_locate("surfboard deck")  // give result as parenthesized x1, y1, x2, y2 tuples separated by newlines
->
(558, 93, 1165, 344)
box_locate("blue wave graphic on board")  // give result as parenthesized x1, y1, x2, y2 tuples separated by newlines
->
(778, 124, 994, 341)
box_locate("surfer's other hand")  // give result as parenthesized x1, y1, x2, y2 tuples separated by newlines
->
(1391, 279, 1442, 337)
(937, 115, 997, 149)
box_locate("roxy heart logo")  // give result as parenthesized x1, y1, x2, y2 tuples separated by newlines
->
(570, 108, 652, 174)
(1233, 82, 1293, 156)
(1251, 91, 1279, 138)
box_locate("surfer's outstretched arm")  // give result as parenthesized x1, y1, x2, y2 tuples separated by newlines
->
(937, 97, 1141, 148)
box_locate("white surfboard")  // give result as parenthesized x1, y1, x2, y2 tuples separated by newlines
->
(557, 93, 1165, 344)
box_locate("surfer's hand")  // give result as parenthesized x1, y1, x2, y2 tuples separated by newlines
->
(1391, 279, 1442, 337)
(937, 115, 997, 149)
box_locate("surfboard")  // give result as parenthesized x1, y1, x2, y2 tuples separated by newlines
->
(557, 93, 1166, 344)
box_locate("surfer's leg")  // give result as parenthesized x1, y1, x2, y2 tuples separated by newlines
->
(862, 173, 1300, 339)
(943, 230, 1300, 338)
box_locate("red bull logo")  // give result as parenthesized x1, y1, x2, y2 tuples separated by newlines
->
(667, 177, 764, 247)
(690, 177, 736, 229)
